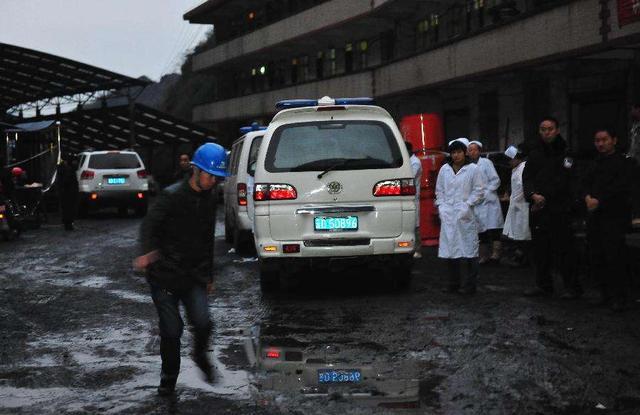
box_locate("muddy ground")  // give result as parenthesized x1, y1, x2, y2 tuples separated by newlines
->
(1, 210, 639, 414)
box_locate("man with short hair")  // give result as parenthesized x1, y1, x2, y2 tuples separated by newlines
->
(522, 117, 582, 298)
(134, 143, 228, 396)
(173, 153, 193, 183)
(584, 127, 632, 311)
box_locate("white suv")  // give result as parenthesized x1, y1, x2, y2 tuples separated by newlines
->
(224, 124, 266, 254)
(76, 150, 149, 216)
(253, 97, 417, 291)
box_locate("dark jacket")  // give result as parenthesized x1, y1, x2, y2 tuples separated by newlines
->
(583, 151, 631, 220)
(140, 179, 217, 291)
(522, 135, 574, 213)
(57, 162, 79, 197)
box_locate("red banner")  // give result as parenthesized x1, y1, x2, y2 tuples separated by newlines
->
(618, 0, 640, 27)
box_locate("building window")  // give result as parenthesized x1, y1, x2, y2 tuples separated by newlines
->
(359, 41, 368, 69)
(328, 48, 336, 76)
(291, 58, 299, 84)
(300, 56, 309, 81)
(316, 51, 324, 79)
(345, 43, 354, 73)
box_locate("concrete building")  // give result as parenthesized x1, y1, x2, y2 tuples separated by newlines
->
(184, 0, 640, 152)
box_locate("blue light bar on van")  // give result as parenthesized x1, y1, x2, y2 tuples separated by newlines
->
(239, 122, 267, 135)
(275, 97, 375, 110)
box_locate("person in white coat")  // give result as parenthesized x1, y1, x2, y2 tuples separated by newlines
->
(405, 141, 423, 259)
(468, 141, 505, 264)
(435, 138, 485, 295)
(502, 145, 530, 267)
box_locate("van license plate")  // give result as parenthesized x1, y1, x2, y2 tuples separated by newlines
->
(318, 369, 361, 384)
(107, 177, 126, 185)
(314, 216, 358, 231)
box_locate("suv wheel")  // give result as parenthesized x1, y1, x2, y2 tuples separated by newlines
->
(134, 202, 148, 217)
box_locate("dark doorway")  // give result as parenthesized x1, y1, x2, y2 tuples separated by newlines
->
(444, 108, 470, 143)
(571, 95, 628, 157)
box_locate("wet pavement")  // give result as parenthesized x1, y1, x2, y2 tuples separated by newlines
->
(1, 210, 640, 414)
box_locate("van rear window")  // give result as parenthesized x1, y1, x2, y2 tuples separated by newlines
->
(88, 153, 141, 169)
(265, 121, 402, 173)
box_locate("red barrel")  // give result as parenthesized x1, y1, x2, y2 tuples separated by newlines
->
(400, 114, 446, 247)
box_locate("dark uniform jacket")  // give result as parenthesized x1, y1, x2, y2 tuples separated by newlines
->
(583, 151, 631, 220)
(523, 135, 574, 213)
(140, 179, 216, 291)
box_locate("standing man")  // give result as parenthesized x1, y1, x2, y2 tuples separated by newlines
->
(584, 127, 631, 311)
(406, 141, 423, 258)
(467, 140, 504, 264)
(57, 154, 79, 231)
(522, 117, 582, 299)
(435, 138, 485, 295)
(173, 153, 193, 183)
(628, 103, 640, 227)
(134, 143, 228, 396)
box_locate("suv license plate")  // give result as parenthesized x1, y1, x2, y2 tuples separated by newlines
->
(318, 369, 361, 384)
(314, 216, 358, 232)
(107, 177, 126, 185)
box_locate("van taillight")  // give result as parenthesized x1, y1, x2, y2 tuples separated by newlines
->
(137, 169, 147, 179)
(254, 184, 297, 201)
(237, 183, 247, 206)
(80, 170, 95, 180)
(373, 179, 416, 197)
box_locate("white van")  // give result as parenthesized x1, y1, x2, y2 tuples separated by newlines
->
(252, 97, 417, 291)
(224, 124, 266, 254)
(76, 150, 149, 216)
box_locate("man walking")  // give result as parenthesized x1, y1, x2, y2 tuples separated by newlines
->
(584, 127, 632, 311)
(522, 117, 582, 298)
(134, 143, 228, 396)
(57, 154, 79, 231)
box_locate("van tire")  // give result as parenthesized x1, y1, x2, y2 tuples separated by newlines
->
(394, 256, 413, 290)
(224, 215, 234, 243)
(234, 228, 255, 256)
(259, 262, 280, 293)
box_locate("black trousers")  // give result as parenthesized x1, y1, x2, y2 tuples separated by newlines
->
(587, 213, 629, 302)
(530, 209, 581, 293)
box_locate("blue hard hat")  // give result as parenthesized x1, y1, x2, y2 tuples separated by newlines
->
(191, 143, 230, 177)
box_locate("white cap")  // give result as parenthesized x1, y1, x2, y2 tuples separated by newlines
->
(448, 137, 470, 148)
(504, 145, 518, 159)
(469, 140, 483, 149)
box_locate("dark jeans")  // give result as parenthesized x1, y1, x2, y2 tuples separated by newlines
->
(530, 209, 582, 294)
(587, 213, 629, 302)
(446, 258, 478, 290)
(150, 282, 212, 379)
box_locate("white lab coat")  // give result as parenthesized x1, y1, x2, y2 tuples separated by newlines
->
(473, 157, 504, 232)
(502, 162, 531, 241)
(410, 154, 422, 228)
(435, 162, 485, 258)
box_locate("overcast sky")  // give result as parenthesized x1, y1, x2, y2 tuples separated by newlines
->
(1, 0, 211, 81)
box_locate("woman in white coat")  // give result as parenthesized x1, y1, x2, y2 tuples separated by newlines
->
(435, 138, 485, 295)
(468, 141, 505, 264)
(502, 145, 530, 266)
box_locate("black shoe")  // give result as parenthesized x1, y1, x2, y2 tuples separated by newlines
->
(589, 296, 610, 307)
(458, 286, 477, 295)
(611, 301, 630, 313)
(560, 291, 582, 300)
(157, 376, 177, 397)
(523, 287, 553, 297)
(442, 285, 460, 294)
(192, 352, 214, 383)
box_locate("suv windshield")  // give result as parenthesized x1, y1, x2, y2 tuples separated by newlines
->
(265, 121, 402, 173)
(88, 153, 141, 169)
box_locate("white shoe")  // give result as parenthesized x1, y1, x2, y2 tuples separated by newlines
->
(413, 252, 422, 259)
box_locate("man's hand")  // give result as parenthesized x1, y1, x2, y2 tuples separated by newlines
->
(585, 195, 599, 212)
(207, 282, 215, 295)
(133, 250, 161, 272)
(531, 193, 546, 206)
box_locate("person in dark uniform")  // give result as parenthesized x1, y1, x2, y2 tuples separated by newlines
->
(522, 116, 582, 299)
(134, 143, 228, 397)
(57, 154, 79, 231)
(173, 153, 193, 183)
(583, 127, 632, 311)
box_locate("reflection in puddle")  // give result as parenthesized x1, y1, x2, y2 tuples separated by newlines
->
(244, 324, 420, 410)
